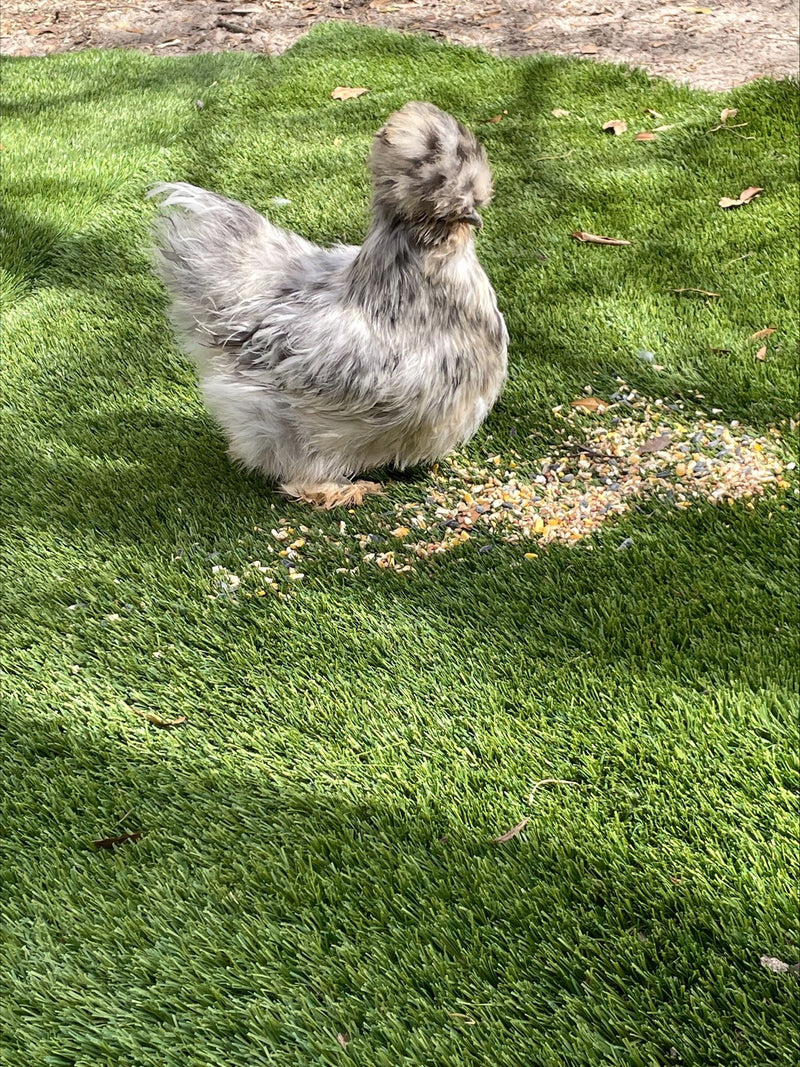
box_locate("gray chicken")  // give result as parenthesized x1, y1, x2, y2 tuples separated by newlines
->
(151, 101, 508, 508)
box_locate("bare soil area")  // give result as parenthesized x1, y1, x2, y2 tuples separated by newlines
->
(1, 1, 798, 91)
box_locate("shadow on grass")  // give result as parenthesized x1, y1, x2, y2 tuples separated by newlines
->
(3, 701, 796, 1067)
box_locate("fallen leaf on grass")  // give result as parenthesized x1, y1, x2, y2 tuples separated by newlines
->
(643, 108, 663, 119)
(336, 1033, 350, 1049)
(653, 124, 676, 131)
(134, 709, 187, 728)
(551, 108, 571, 118)
(93, 831, 145, 850)
(760, 955, 800, 978)
(493, 817, 530, 843)
(448, 1013, 477, 1025)
(634, 131, 657, 141)
(719, 186, 763, 209)
(669, 287, 720, 297)
(638, 433, 672, 454)
(571, 396, 611, 413)
(707, 111, 749, 134)
(571, 230, 632, 246)
(331, 86, 369, 101)
(602, 119, 627, 135)
(750, 327, 776, 340)
(755, 346, 767, 362)
(482, 110, 508, 123)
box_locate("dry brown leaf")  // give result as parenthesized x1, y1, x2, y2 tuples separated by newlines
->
(635, 131, 657, 141)
(638, 433, 672, 454)
(448, 1013, 477, 1025)
(755, 345, 767, 362)
(719, 107, 738, 123)
(134, 709, 187, 728)
(571, 397, 610, 413)
(571, 230, 632, 246)
(719, 186, 764, 209)
(482, 110, 508, 123)
(336, 1033, 350, 1049)
(331, 86, 369, 101)
(93, 830, 145, 850)
(750, 327, 776, 340)
(644, 108, 663, 119)
(670, 287, 720, 297)
(493, 817, 530, 843)
(551, 108, 571, 118)
(602, 119, 628, 135)
(580, 43, 599, 54)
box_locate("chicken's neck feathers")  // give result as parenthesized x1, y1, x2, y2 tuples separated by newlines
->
(344, 211, 487, 321)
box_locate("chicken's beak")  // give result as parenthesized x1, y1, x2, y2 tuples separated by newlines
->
(463, 209, 483, 231)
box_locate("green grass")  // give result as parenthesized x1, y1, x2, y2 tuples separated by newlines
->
(1, 23, 798, 1067)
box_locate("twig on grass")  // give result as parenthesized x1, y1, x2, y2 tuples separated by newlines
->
(493, 780, 580, 843)
(669, 287, 720, 297)
(561, 443, 623, 465)
(705, 121, 749, 134)
(528, 778, 580, 804)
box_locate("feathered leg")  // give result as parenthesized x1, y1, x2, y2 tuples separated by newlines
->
(280, 481, 383, 509)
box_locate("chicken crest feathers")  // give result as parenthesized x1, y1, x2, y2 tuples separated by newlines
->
(369, 101, 493, 241)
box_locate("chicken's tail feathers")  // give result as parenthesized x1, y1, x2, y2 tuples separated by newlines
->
(148, 182, 311, 365)
(149, 181, 265, 227)
(149, 181, 270, 286)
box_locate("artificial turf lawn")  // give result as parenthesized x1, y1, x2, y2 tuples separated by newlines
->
(1, 22, 798, 1067)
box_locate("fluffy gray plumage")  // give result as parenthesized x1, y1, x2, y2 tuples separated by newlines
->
(150, 101, 508, 508)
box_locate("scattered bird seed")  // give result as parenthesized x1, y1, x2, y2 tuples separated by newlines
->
(209, 388, 791, 589)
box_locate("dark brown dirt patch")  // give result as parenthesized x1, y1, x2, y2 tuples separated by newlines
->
(2, 1, 798, 92)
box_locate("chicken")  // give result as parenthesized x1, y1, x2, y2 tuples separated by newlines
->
(150, 101, 508, 508)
